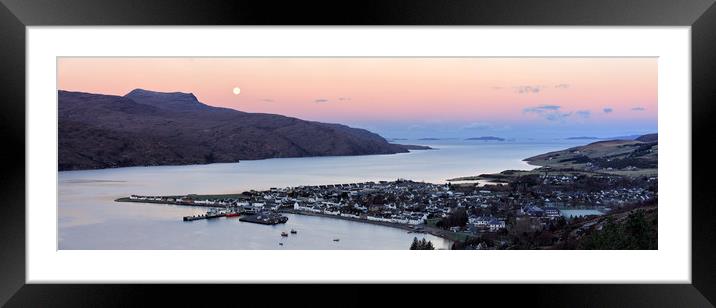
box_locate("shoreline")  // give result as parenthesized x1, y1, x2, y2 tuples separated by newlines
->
(108, 136, 655, 249)
(278, 209, 464, 243)
(115, 198, 463, 244)
(59, 139, 586, 173)
(59, 144, 433, 172)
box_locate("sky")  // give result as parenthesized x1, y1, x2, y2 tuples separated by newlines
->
(58, 57, 657, 139)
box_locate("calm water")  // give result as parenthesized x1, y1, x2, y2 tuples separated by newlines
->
(58, 139, 587, 250)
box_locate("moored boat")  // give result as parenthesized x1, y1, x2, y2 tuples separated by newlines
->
(281, 232, 289, 237)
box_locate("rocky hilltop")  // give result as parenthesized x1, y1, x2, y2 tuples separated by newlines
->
(58, 89, 416, 170)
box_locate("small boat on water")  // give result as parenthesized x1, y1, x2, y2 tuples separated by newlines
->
(281, 232, 289, 237)
(279, 242, 284, 246)
(290, 229, 297, 234)
(333, 238, 340, 242)
(225, 212, 240, 218)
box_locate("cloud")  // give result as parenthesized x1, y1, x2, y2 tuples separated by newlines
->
(315, 97, 351, 103)
(260, 98, 274, 103)
(603, 107, 613, 113)
(631, 107, 646, 111)
(514, 85, 543, 94)
(544, 112, 572, 121)
(575, 110, 591, 118)
(491, 86, 503, 90)
(554, 83, 570, 89)
(523, 105, 561, 113)
(523, 105, 573, 122)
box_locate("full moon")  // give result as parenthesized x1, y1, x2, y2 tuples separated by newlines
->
(232, 87, 241, 95)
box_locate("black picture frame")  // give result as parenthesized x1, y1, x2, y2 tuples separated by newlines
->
(1, 0, 715, 306)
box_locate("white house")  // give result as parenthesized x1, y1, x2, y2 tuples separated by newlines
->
(487, 219, 506, 232)
(471, 216, 492, 227)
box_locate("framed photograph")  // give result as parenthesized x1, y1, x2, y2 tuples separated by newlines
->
(1, 0, 715, 306)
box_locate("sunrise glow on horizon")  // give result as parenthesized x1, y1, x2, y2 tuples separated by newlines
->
(58, 57, 657, 139)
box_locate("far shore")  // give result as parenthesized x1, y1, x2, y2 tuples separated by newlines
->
(59, 144, 433, 172)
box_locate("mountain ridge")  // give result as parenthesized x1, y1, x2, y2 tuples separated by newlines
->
(58, 89, 415, 170)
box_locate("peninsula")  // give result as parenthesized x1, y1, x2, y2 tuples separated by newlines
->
(58, 89, 429, 171)
(117, 134, 658, 249)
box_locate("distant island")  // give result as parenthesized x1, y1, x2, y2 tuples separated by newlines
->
(566, 136, 599, 140)
(465, 136, 505, 141)
(417, 137, 461, 141)
(58, 89, 428, 171)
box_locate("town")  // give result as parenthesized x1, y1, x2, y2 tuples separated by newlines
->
(120, 169, 657, 249)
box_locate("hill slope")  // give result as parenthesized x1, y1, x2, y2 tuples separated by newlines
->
(58, 89, 412, 170)
(448, 133, 658, 182)
(524, 134, 658, 175)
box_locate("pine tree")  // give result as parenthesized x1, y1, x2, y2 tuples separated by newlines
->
(410, 237, 419, 250)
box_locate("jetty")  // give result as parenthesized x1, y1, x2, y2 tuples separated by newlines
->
(239, 212, 289, 225)
(182, 209, 226, 221)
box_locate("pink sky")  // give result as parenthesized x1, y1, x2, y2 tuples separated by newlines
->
(58, 57, 657, 138)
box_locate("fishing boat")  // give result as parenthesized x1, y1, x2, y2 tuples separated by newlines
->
(225, 212, 240, 218)
(204, 209, 225, 219)
(281, 232, 289, 237)
(290, 229, 297, 234)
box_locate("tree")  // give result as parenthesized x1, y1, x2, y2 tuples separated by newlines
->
(410, 237, 419, 250)
(578, 210, 657, 250)
(436, 208, 468, 229)
(410, 237, 435, 250)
